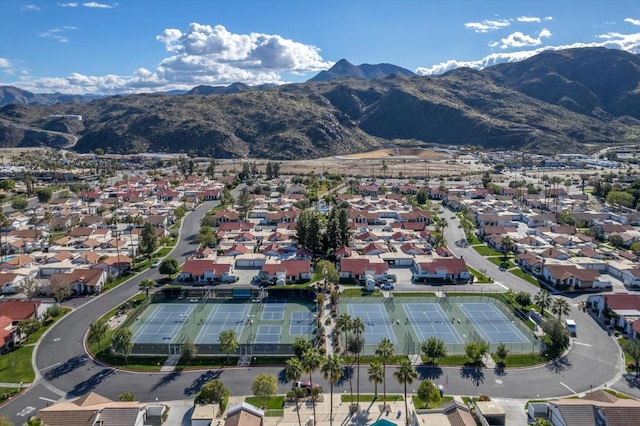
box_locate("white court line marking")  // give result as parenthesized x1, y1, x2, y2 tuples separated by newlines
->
(40, 362, 61, 371)
(39, 397, 56, 403)
(560, 382, 576, 394)
(494, 281, 508, 290)
(573, 341, 592, 347)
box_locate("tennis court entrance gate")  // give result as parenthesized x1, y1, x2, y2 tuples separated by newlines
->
(168, 343, 181, 355)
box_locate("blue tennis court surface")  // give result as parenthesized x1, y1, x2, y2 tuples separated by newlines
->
(195, 303, 249, 344)
(347, 303, 397, 345)
(402, 303, 463, 344)
(290, 311, 315, 335)
(458, 303, 529, 343)
(133, 304, 194, 344)
(255, 325, 282, 343)
(261, 299, 286, 321)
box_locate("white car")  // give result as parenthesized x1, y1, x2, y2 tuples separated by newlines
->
(151, 260, 161, 268)
(380, 283, 395, 290)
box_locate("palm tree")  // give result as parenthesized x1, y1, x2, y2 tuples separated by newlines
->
(394, 359, 418, 426)
(551, 297, 571, 321)
(534, 289, 552, 317)
(139, 278, 155, 298)
(285, 358, 304, 426)
(368, 362, 384, 399)
(321, 355, 343, 425)
(351, 317, 365, 405)
(300, 348, 322, 426)
(375, 338, 394, 407)
(336, 313, 351, 354)
(500, 235, 513, 267)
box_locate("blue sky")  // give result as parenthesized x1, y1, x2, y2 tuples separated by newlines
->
(0, 0, 638, 94)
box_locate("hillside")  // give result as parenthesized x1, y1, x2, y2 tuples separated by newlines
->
(0, 47, 638, 158)
(308, 59, 416, 82)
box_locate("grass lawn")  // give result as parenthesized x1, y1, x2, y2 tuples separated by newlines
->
(486, 256, 516, 268)
(468, 266, 493, 283)
(0, 345, 35, 383)
(472, 245, 503, 257)
(466, 234, 482, 245)
(341, 394, 403, 403)
(425, 354, 469, 366)
(393, 292, 436, 298)
(510, 268, 540, 287)
(245, 396, 284, 415)
(412, 395, 453, 409)
(341, 288, 382, 297)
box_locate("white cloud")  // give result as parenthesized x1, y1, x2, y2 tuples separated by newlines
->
(21, 4, 41, 11)
(416, 32, 640, 75)
(38, 26, 77, 43)
(500, 31, 544, 48)
(488, 41, 499, 48)
(464, 19, 510, 33)
(517, 16, 541, 23)
(82, 2, 117, 8)
(625, 18, 640, 26)
(544, 16, 553, 21)
(9, 22, 333, 94)
(0, 58, 12, 68)
(58, 2, 78, 7)
(539, 29, 552, 38)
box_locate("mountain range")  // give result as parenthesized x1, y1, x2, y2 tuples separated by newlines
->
(0, 47, 638, 159)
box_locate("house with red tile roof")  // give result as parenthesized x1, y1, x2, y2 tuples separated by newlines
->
(541, 263, 602, 289)
(260, 259, 311, 283)
(0, 315, 17, 353)
(49, 268, 107, 294)
(178, 260, 235, 283)
(339, 257, 389, 281)
(413, 258, 470, 283)
(0, 299, 45, 324)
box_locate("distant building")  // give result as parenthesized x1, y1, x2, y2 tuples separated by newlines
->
(47, 114, 83, 121)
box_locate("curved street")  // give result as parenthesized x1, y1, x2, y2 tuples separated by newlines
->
(0, 199, 633, 423)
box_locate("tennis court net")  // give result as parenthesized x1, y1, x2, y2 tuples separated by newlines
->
(139, 319, 186, 325)
(466, 318, 514, 324)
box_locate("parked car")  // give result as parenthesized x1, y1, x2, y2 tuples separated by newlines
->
(292, 381, 320, 395)
(151, 260, 161, 268)
(380, 282, 395, 290)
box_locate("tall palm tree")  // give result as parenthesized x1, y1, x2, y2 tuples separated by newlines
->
(368, 362, 384, 399)
(336, 313, 353, 398)
(300, 348, 322, 426)
(551, 297, 571, 321)
(285, 358, 305, 426)
(352, 317, 365, 405)
(375, 338, 394, 407)
(394, 359, 418, 426)
(321, 355, 343, 425)
(534, 289, 552, 317)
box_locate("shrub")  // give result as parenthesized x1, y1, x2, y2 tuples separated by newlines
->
(478, 395, 491, 401)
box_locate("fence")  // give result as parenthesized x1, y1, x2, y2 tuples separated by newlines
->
(131, 342, 295, 356)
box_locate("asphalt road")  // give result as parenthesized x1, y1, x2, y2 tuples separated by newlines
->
(0, 200, 632, 424)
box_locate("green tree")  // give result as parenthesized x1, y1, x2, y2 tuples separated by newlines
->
(181, 336, 197, 362)
(237, 187, 254, 221)
(118, 392, 136, 401)
(220, 188, 234, 207)
(0, 179, 15, 191)
(534, 418, 552, 426)
(88, 319, 109, 350)
(534, 290, 552, 317)
(196, 225, 217, 247)
(394, 359, 418, 426)
(623, 339, 640, 377)
(416, 188, 427, 205)
(0, 415, 12, 426)
(196, 379, 229, 404)
(375, 338, 394, 407)
(416, 380, 441, 408)
(139, 222, 158, 262)
(17, 318, 41, 340)
(292, 337, 312, 358)
(174, 205, 187, 221)
(316, 259, 339, 284)
(421, 336, 447, 365)
(607, 190, 634, 209)
(367, 361, 384, 399)
(551, 297, 571, 321)
(139, 278, 155, 297)
(111, 327, 133, 362)
(300, 348, 322, 426)
(159, 258, 180, 277)
(336, 313, 352, 356)
(285, 357, 305, 426)
(542, 318, 570, 358)
(515, 291, 532, 309)
(464, 340, 489, 366)
(11, 197, 28, 210)
(206, 159, 217, 180)
(219, 329, 239, 362)
(36, 187, 53, 204)
(251, 373, 278, 409)
(631, 241, 640, 255)
(321, 355, 344, 425)
(495, 342, 509, 366)
(19, 276, 40, 301)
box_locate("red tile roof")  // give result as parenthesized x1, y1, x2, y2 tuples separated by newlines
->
(0, 300, 41, 321)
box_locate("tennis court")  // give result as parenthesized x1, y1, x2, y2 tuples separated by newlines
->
(290, 311, 315, 335)
(195, 303, 250, 344)
(402, 303, 464, 344)
(254, 324, 282, 344)
(132, 304, 194, 344)
(261, 299, 286, 321)
(458, 303, 529, 343)
(347, 303, 397, 345)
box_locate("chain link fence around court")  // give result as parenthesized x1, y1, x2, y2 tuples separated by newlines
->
(339, 293, 541, 356)
(129, 291, 316, 357)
